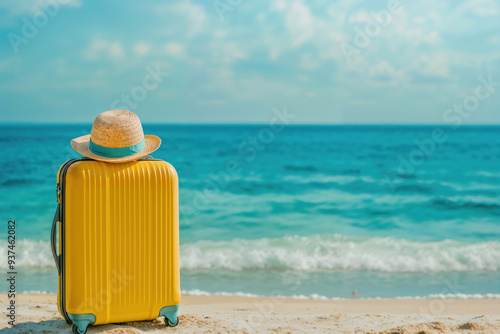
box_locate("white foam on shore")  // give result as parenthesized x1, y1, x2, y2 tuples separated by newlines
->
(180, 234, 500, 272)
(3, 234, 500, 273)
(18, 289, 500, 300)
(181, 289, 500, 300)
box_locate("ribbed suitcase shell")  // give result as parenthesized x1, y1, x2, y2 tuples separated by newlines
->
(57, 159, 180, 325)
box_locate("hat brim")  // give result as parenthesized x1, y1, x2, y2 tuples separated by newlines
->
(71, 134, 161, 163)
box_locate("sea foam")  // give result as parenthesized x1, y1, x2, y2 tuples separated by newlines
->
(5, 234, 500, 273)
(180, 289, 500, 300)
(180, 234, 500, 272)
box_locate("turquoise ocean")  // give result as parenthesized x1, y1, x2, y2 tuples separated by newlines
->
(1, 124, 499, 299)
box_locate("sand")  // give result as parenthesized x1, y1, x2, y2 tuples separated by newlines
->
(1, 294, 499, 333)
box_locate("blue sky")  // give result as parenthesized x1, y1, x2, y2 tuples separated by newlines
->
(0, 0, 499, 124)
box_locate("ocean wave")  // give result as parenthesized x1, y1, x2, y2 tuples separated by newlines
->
(182, 289, 260, 298)
(20, 288, 500, 300)
(180, 234, 500, 272)
(1, 178, 40, 187)
(281, 174, 377, 185)
(181, 289, 500, 300)
(473, 171, 500, 178)
(3, 234, 500, 273)
(431, 197, 500, 213)
(394, 184, 433, 194)
(0, 240, 56, 269)
(283, 165, 318, 172)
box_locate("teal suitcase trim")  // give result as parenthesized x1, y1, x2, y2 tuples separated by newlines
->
(67, 312, 96, 333)
(159, 304, 180, 327)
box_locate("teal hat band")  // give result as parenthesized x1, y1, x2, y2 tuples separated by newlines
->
(89, 138, 146, 158)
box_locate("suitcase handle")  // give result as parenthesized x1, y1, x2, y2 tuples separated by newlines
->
(51, 204, 61, 275)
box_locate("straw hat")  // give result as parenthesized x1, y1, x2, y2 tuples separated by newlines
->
(71, 110, 161, 163)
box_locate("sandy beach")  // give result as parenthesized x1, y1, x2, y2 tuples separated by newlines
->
(1, 294, 499, 333)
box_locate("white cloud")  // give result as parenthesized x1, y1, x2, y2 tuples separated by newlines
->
(108, 42, 123, 59)
(183, 2, 206, 37)
(298, 75, 310, 82)
(83, 39, 124, 60)
(281, 1, 315, 46)
(272, 0, 287, 11)
(489, 35, 500, 44)
(299, 53, 319, 70)
(154, 1, 206, 38)
(269, 47, 280, 60)
(165, 42, 184, 58)
(133, 42, 151, 56)
(410, 54, 450, 80)
(432, 0, 498, 35)
(424, 31, 440, 44)
(400, 28, 440, 46)
(213, 30, 228, 39)
(466, 0, 499, 16)
(413, 17, 426, 24)
(369, 61, 405, 84)
(428, 11, 440, 21)
(212, 42, 247, 65)
(368, 8, 441, 48)
(348, 11, 373, 24)
(268, 0, 348, 62)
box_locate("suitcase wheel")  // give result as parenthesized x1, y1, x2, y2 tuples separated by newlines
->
(165, 317, 179, 327)
(159, 305, 180, 327)
(72, 323, 87, 334)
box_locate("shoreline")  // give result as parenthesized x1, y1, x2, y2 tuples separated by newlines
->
(2, 293, 500, 333)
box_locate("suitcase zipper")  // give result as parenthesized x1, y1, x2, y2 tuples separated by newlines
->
(57, 158, 89, 324)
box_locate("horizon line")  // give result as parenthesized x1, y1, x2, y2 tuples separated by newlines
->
(2, 122, 500, 126)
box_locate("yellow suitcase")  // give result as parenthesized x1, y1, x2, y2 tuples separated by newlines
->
(51, 157, 181, 334)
